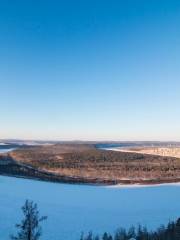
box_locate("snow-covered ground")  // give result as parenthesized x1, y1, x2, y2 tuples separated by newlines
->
(103, 146, 180, 158)
(1, 176, 180, 240)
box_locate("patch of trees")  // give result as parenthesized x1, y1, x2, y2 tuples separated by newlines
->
(81, 219, 180, 240)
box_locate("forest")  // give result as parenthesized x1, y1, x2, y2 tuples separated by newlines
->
(4, 143, 180, 185)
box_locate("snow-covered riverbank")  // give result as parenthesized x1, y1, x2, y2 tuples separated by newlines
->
(103, 146, 180, 159)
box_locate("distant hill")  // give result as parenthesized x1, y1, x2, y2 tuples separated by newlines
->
(0, 143, 179, 185)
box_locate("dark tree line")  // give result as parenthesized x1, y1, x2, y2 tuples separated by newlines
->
(81, 219, 180, 240)
(9, 200, 180, 240)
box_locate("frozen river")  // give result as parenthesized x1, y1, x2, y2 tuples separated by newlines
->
(0, 146, 16, 153)
(0, 148, 16, 153)
(1, 175, 180, 240)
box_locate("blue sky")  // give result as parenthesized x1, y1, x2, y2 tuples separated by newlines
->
(0, 0, 180, 141)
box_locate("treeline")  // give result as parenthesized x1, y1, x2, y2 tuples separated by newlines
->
(8, 200, 180, 240)
(81, 220, 180, 240)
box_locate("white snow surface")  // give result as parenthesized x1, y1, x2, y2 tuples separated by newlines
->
(1, 176, 180, 240)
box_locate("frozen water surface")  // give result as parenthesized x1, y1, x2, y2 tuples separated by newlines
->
(0, 175, 180, 240)
(0, 148, 16, 153)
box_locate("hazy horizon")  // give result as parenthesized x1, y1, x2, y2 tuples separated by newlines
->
(1, 138, 180, 143)
(1, 0, 180, 141)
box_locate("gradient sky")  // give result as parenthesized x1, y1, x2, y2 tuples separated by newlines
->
(0, 0, 180, 141)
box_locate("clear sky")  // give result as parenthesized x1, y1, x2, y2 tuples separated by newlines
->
(0, 0, 180, 141)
